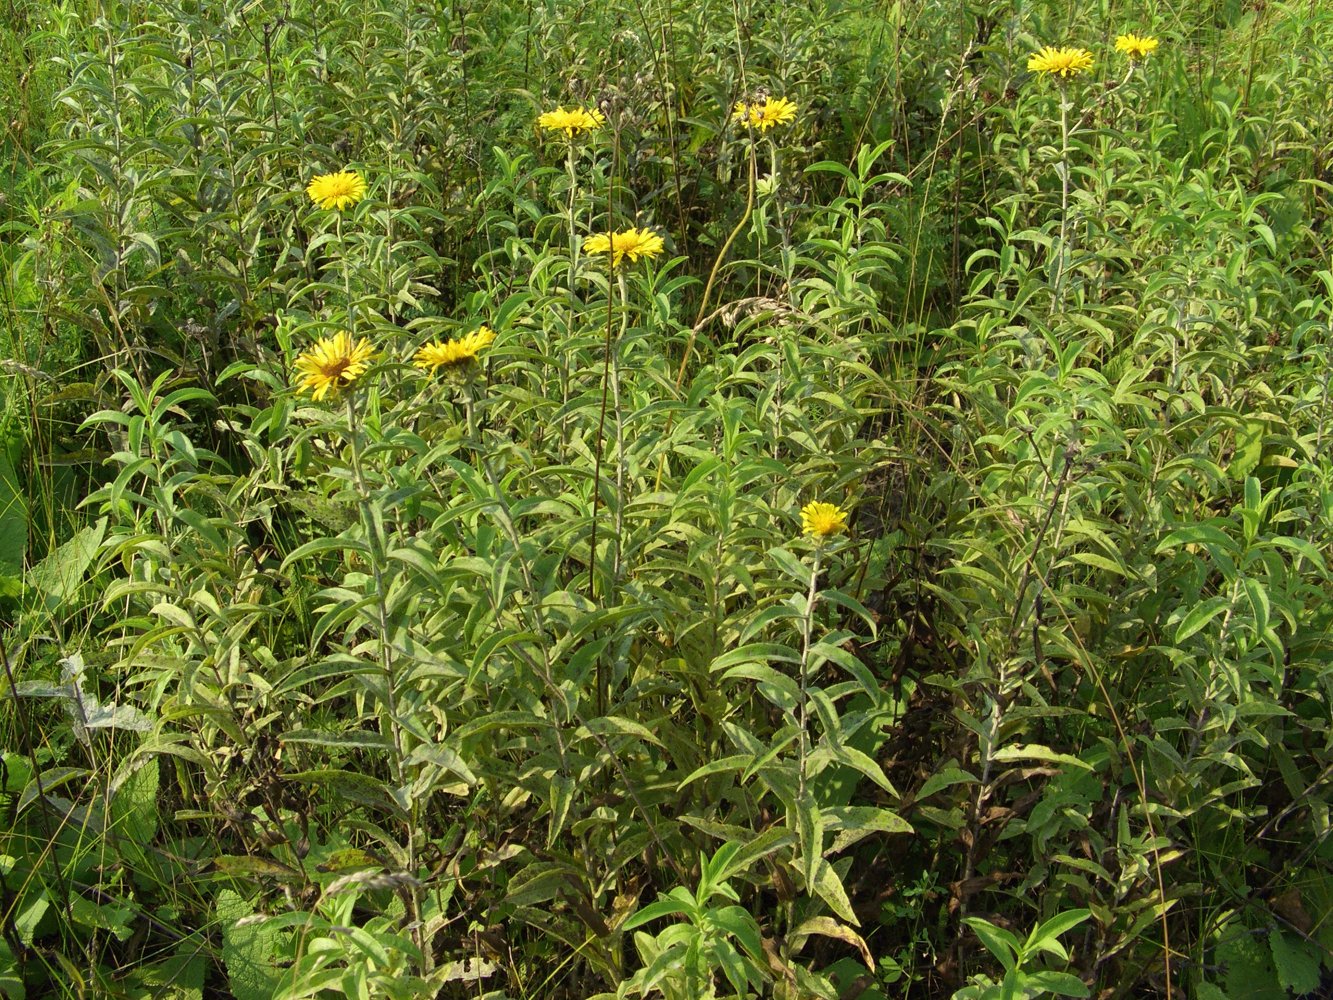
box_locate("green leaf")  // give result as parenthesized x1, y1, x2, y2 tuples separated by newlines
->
(217, 889, 284, 1000)
(548, 773, 574, 846)
(14, 892, 49, 947)
(280, 729, 394, 750)
(1174, 596, 1231, 643)
(788, 915, 874, 969)
(26, 519, 105, 610)
(678, 754, 750, 789)
(622, 896, 694, 931)
(1229, 418, 1265, 479)
(797, 796, 824, 889)
(1219, 928, 1285, 1000)
(991, 745, 1093, 770)
(1241, 578, 1270, 637)
(574, 715, 664, 748)
(713, 905, 763, 965)
(0, 447, 27, 578)
(504, 862, 574, 907)
(825, 806, 913, 854)
(710, 643, 801, 672)
(1020, 971, 1089, 997)
(1155, 523, 1237, 556)
(405, 743, 478, 788)
(69, 895, 133, 941)
(962, 917, 1019, 970)
(111, 756, 159, 849)
(1029, 909, 1090, 949)
(811, 859, 859, 925)
(767, 546, 814, 587)
(1269, 929, 1321, 995)
(17, 767, 90, 815)
(915, 765, 978, 802)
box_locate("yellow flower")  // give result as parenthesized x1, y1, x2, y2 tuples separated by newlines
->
(1026, 46, 1095, 79)
(800, 501, 849, 539)
(305, 170, 367, 211)
(537, 106, 606, 137)
(732, 96, 798, 131)
(293, 332, 376, 400)
(413, 326, 497, 373)
(582, 227, 665, 267)
(1114, 33, 1159, 60)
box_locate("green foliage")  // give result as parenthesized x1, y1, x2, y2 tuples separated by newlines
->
(1, 0, 1332, 997)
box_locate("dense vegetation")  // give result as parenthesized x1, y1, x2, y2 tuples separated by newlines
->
(2, 0, 1332, 996)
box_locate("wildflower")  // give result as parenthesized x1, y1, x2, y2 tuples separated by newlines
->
(413, 326, 497, 373)
(1114, 33, 1159, 60)
(732, 96, 798, 131)
(293, 332, 376, 400)
(537, 106, 606, 137)
(583, 227, 665, 267)
(305, 170, 368, 211)
(1026, 46, 1095, 79)
(800, 501, 849, 539)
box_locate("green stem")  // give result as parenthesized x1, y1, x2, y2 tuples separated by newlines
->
(337, 213, 355, 332)
(796, 544, 823, 805)
(1053, 92, 1071, 303)
(561, 140, 579, 445)
(674, 131, 758, 391)
(656, 128, 759, 493)
(611, 272, 630, 583)
(766, 135, 795, 466)
(343, 391, 422, 960)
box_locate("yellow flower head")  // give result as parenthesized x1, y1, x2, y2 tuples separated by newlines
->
(293, 332, 376, 400)
(732, 96, 798, 131)
(413, 326, 497, 373)
(582, 227, 665, 267)
(1114, 33, 1159, 60)
(1027, 46, 1095, 79)
(537, 106, 606, 137)
(800, 501, 849, 539)
(305, 170, 367, 211)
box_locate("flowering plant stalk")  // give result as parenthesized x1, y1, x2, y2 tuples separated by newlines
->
(795, 502, 848, 803)
(561, 137, 582, 445)
(764, 133, 799, 466)
(314, 181, 424, 961)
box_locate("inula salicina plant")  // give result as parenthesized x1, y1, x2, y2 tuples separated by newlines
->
(1, 0, 1332, 997)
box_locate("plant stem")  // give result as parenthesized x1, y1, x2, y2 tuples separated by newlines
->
(796, 544, 823, 805)
(344, 390, 424, 966)
(654, 130, 759, 493)
(589, 265, 626, 711)
(611, 272, 630, 583)
(1054, 91, 1072, 303)
(336, 211, 422, 966)
(561, 139, 579, 446)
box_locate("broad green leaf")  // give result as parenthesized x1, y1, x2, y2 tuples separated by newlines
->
(575, 715, 664, 748)
(916, 766, 978, 802)
(0, 447, 27, 577)
(1174, 596, 1230, 643)
(1269, 929, 1321, 995)
(811, 859, 858, 925)
(27, 518, 105, 610)
(991, 745, 1093, 770)
(217, 889, 284, 1000)
(788, 915, 874, 968)
(962, 916, 1018, 970)
(1229, 418, 1265, 479)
